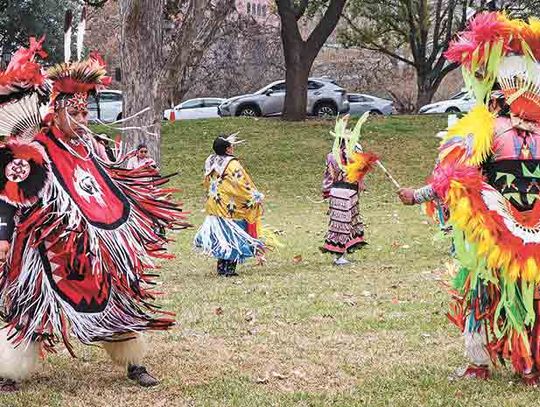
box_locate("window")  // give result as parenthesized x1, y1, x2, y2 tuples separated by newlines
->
(204, 99, 224, 107)
(180, 99, 204, 109)
(99, 92, 122, 102)
(262, 4, 267, 16)
(87, 95, 98, 110)
(257, 3, 261, 16)
(308, 81, 324, 90)
(348, 94, 369, 103)
(270, 82, 286, 92)
(247, 2, 251, 14)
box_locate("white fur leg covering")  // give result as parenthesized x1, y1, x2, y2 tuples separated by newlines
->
(0, 329, 40, 381)
(464, 327, 491, 366)
(102, 333, 147, 366)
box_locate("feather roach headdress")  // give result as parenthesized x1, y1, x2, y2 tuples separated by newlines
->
(47, 7, 111, 111)
(330, 113, 369, 170)
(446, 12, 540, 121)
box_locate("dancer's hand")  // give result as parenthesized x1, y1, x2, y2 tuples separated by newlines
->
(256, 254, 267, 266)
(398, 188, 416, 205)
(0, 240, 10, 262)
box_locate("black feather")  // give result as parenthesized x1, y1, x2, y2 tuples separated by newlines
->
(64, 10, 73, 34)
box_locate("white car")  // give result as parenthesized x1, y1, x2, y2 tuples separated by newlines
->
(418, 91, 475, 114)
(88, 90, 123, 123)
(164, 98, 225, 120)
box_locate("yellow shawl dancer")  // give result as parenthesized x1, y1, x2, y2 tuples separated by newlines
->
(194, 135, 264, 277)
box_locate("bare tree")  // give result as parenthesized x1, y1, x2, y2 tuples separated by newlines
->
(495, 0, 540, 16)
(275, 0, 347, 121)
(174, 12, 284, 102)
(118, 0, 234, 161)
(340, 0, 540, 111)
(340, 0, 485, 110)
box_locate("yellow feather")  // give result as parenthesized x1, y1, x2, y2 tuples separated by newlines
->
(508, 263, 521, 281)
(444, 105, 495, 166)
(524, 258, 538, 282)
(528, 17, 540, 34)
(487, 246, 501, 269)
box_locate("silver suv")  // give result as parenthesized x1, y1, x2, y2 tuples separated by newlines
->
(218, 78, 349, 118)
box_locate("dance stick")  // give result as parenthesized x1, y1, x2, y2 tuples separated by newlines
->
(375, 160, 401, 189)
(356, 141, 401, 189)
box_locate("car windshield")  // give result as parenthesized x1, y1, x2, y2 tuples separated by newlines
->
(99, 92, 122, 102)
(88, 95, 98, 109)
(450, 91, 468, 100)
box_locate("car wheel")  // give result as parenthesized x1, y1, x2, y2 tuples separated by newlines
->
(314, 102, 337, 118)
(370, 109, 383, 115)
(237, 105, 261, 117)
(445, 107, 460, 113)
(116, 112, 123, 121)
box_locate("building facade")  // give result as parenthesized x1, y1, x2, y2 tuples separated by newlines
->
(235, 0, 280, 26)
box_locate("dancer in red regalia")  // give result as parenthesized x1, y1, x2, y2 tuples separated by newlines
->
(0, 12, 187, 392)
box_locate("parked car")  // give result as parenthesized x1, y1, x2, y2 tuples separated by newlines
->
(348, 93, 394, 116)
(418, 90, 475, 114)
(163, 98, 225, 120)
(218, 78, 349, 118)
(88, 90, 123, 123)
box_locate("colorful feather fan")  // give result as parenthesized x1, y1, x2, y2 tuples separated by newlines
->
(345, 151, 379, 183)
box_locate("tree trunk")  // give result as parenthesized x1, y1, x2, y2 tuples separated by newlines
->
(416, 73, 436, 112)
(119, 0, 165, 163)
(282, 46, 311, 121)
(276, 0, 347, 122)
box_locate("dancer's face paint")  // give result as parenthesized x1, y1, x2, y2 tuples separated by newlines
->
(55, 106, 89, 140)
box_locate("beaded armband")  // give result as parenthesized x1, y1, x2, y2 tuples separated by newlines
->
(413, 185, 436, 204)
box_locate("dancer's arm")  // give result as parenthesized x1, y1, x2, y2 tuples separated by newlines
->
(398, 132, 474, 206)
(398, 185, 436, 205)
(322, 153, 337, 198)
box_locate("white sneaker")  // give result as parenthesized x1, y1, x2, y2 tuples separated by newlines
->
(333, 257, 350, 266)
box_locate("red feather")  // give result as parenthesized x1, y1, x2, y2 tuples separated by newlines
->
(345, 151, 379, 183)
(0, 37, 46, 94)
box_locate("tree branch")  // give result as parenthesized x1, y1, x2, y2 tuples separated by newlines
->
(275, 0, 304, 51)
(294, 0, 309, 20)
(305, 0, 347, 57)
(83, 0, 109, 6)
(340, 12, 414, 66)
(359, 41, 415, 66)
(430, 0, 444, 57)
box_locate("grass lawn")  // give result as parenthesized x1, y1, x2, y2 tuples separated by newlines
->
(4, 115, 538, 406)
